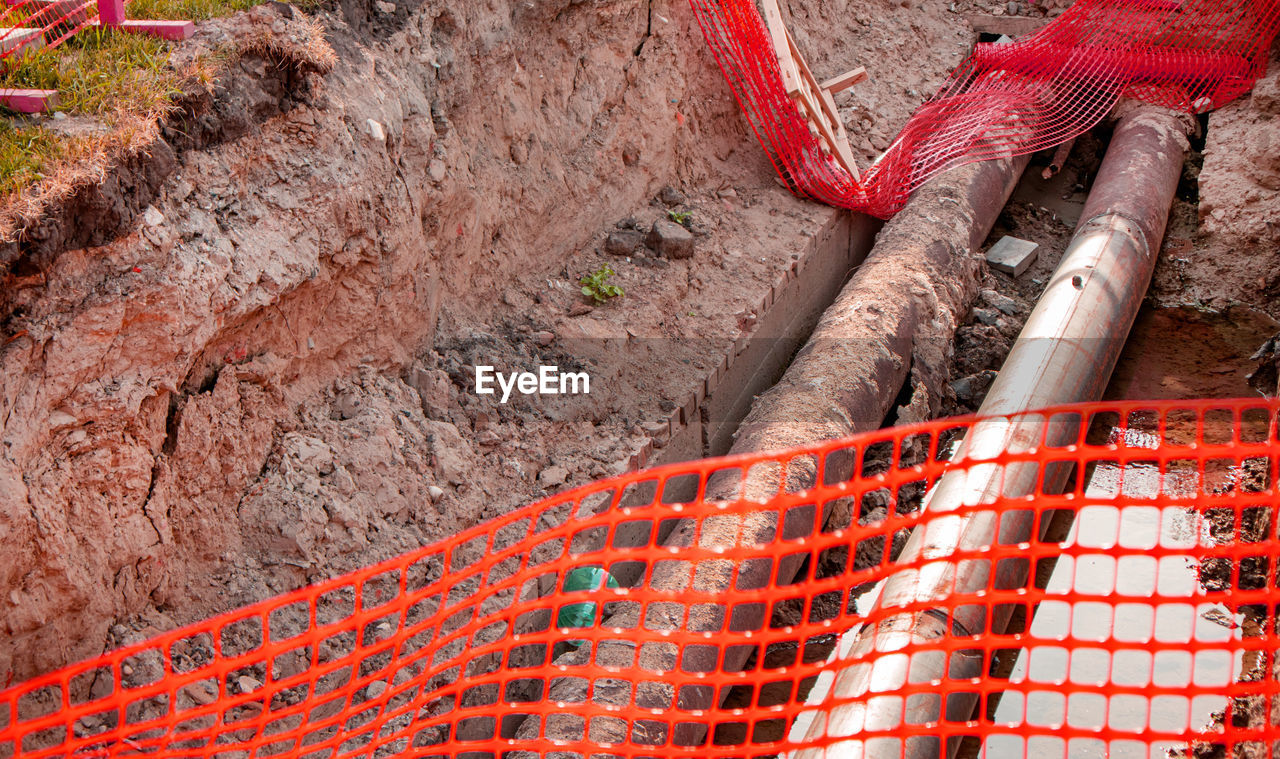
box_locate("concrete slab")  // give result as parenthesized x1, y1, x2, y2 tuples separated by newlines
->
(91, 18, 195, 39)
(986, 234, 1039, 276)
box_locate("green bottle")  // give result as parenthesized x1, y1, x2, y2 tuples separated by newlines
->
(556, 566, 619, 630)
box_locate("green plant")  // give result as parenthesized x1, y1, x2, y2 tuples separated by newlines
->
(667, 209, 692, 226)
(579, 264, 624, 303)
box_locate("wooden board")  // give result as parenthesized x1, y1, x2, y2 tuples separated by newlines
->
(0, 26, 43, 56)
(758, 0, 862, 181)
(0, 87, 58, 112)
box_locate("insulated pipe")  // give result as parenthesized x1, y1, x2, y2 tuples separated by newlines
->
(789, 105, 1191, 759)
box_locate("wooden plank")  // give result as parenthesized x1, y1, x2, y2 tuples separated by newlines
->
(819, 87, 860, 181)
(820, 66, 868, 93)
(758, 0, 801, 94)
(758, 0, 862, 180)
(0, 87, 59, 113)
(0, 26, 43, 56)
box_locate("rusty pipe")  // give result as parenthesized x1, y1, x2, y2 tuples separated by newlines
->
(508, 141, 1030, 752)
(788, 106, 1190, 759)
(1041, 137, 1076, 179)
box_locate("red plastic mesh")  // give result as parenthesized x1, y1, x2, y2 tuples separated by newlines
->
(0, 0, 98, 64)
(3, 399, 1280, 759)
(687, 0, 1280, 218)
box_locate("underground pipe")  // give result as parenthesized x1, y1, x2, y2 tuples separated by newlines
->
(787, 104, 1192, 759)
(508, 144, 1030, 748)
(1041, 137, 1076, 179)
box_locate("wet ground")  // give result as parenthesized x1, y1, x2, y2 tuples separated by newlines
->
(978, 304, 1277, 757)
(1105, 305, 1279, 401)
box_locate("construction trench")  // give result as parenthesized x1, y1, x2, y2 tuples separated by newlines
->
(2, 0, 1280, 758)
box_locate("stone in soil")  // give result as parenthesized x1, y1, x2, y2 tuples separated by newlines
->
(646, 219, 694, 259)
(658, 186, 687, 206)
(539, 465, 568, 487)
(604, 228, 644, 256)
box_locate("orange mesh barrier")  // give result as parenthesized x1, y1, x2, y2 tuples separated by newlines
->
(2, 399, 1280, 759)
(687, 0, 1280, 217)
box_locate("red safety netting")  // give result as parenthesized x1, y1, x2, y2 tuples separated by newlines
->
(687, 0, 1280, 218)
(0, 0, 99, 63)
(3, 399, 1280, 759)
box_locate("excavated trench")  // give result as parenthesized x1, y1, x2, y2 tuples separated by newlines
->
(0, 0, 1278, 755)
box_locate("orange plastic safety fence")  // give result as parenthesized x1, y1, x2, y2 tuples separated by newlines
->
(3, 399, 1280, 759)
(687, 0, 1280, 218)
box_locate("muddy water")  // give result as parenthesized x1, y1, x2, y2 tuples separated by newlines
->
(986, 470, 1242, 759)
(983, 306, 1276, 757)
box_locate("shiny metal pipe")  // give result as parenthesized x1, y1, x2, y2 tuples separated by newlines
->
(789, 106, 1191, 759)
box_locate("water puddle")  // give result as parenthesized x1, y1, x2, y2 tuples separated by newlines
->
(985, 459, 1243, 759)
(982, 304, 1276, 757)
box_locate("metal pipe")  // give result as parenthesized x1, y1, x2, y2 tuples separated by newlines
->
(788, 106, 1191, 759)
(1041, 137, 1076, 179)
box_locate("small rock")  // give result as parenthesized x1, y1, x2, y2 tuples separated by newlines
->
(539, 465, 569, 487)
(428, 159, 447, 184)
(646, 219, 695, 259)
(187, 683, 217, 705)
(621, 143, 640, 166)
(615, 217, 640, 230)
(972, 307, 999, 326)
(334, 391, 364, 420)
(658, 186, 687, 206)
(365, 680, 388, 697)
(428, 485, 445, 502)
(986, 235, 1039, 277)
(142, 206, 164, 227)
(534, 330, 555, 346)
(237, 676, 262, 693)
(509, 141, 527, 165)
(979, 288, 1021, 315)
(604, 228, 644, 256)
(365, 119, 386, 142)
(1007, 1, 1019, 14)
(568, 302, 594, 317)
(375, 0, 395, 11)
(51, 111, 67, 121)
(717, 186, 737, 199)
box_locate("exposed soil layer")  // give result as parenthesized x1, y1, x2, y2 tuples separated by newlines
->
(1151, 44, 1280, 318)
(0, 0, 970, 682)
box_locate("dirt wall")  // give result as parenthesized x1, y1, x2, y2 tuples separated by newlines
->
(0, 0, 970, 683)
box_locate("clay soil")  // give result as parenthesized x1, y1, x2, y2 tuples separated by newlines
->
(0, 0, 979, 681)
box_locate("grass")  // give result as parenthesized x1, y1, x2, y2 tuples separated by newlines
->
(0, 121, 67, 195)
(127, 0, 260, 21)
(0, 0, 331, 236)
(3, 28, 185, 116)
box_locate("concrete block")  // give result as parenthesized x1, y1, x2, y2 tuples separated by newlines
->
(986, 235, 1039, 277)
